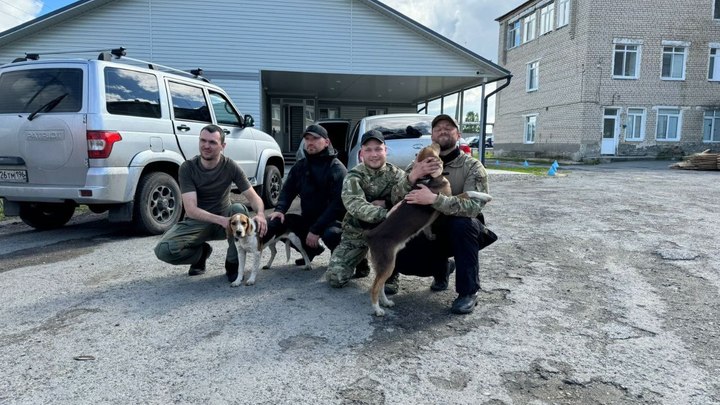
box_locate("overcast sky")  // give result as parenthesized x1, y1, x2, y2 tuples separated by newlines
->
(1, 0, 525, 62)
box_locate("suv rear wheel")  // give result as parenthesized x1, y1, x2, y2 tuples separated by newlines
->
(19, 202, 76, 230)
(133, 172, 182, 235)
(261, 165, 281, 208)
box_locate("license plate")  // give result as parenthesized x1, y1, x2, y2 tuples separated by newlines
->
(0, 169, 28, 183)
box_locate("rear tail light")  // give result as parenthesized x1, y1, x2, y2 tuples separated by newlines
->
(459, 143, 472, 155)
(87, 131, 122, 159)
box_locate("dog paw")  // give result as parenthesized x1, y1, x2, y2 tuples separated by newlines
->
(381, 299, 395, 308)
(230, 281, 242, 287)
(373, 306, 386, 317)
(245, 279, 256, 286)
(302, 265, 312, 271)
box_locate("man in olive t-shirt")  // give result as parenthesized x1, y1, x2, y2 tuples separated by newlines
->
(154, 124, 267, 283)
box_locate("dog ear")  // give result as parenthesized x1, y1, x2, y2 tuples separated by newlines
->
(226, 216, 235, 239)
(246, 217, 256, 235)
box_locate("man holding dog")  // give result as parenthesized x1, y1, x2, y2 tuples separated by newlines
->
(390, 114, 492, 314)
(263, 124, 347, 265)
(154, 124, 267, 283)
(325, 130, 408, 287)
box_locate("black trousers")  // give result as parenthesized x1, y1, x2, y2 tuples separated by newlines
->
(393, 215, 484, 296)
(264, 214, 342, 258)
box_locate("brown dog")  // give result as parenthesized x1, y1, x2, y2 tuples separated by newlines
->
(365, 143, 492, 316)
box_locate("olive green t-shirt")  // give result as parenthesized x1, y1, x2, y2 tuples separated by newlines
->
(178, 155, 251, 215)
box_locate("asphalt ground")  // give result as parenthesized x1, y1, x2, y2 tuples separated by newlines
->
(0, 160, 718, 404)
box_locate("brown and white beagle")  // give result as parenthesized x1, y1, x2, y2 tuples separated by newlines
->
(226, 213, 311, 286)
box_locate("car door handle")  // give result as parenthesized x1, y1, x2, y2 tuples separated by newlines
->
(176, 124, 190, 132)
(223, 129, 230, 135)
(413, 144, 424, 149)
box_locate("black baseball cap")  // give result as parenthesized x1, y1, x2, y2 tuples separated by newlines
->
(303, 124, 328, 139)
(360, 130, 385, 145)
(431, 114, 459, 129)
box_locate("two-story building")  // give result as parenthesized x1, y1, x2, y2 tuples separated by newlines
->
(494, 0, 720, 161)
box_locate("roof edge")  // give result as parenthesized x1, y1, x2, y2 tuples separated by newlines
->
(495, 0, 536, 22)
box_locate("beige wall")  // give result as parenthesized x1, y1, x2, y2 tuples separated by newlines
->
(495, 0, 720, 160)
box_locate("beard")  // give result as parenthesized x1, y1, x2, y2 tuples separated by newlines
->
(436, 137, 457, 151)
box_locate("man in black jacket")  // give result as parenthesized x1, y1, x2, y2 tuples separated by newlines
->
(264, 124, 347, 265)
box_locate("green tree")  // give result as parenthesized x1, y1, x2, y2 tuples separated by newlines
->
(462, 111, 480, 133)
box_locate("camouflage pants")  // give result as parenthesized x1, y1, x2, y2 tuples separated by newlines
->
(325, 227, 367, 287)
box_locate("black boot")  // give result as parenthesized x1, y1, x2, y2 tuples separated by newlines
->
(353, 258, 370, 278)
(384, 271, 400, 295)
(431, 259, 455, 291)
(188, 243, 212, 276)
(225, 260, 239, 283)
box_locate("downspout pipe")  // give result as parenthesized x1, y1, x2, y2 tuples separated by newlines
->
(481, 74, 512, 165)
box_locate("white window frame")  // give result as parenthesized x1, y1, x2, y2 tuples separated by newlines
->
(507, 20, 521, 49)
(625, 108, 646, 141)
(523, 114, 537, 144)
(523, 12, 537, 43)
(526, 60, 539, 92)
(661, 41, 689, 81)
(703, 110, 720, 142)
(540, 3, 555, 35)
(557, 0, 570, 27)
(654, 107, 682, 141)
(709, 43, 720, 81)
(612, 39, 642, 79)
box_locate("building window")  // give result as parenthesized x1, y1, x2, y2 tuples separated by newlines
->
(527, 60, 539, 92)
(507, 20, 521, 49)
(557, 0, 570, 27)
(715, 0, 720, 19)
(704, 110, 720, 142)
(366, 108, 386, 116)
(613, 43, 641, 79)
(709, 45, 720, 81)
(524, 115, 537, 143)
(661, 44, 688, 80)
(625, 108, 645, 141)
(655, 108, 682, 140)
(523, 13, 536, 43)
(540, 3, 555, 35)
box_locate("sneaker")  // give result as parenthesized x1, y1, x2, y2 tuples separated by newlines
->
(188, 243, 212, 276)
(450, 292, 479, 314)
(430, 259, 456, 292)
(384, 272, 399, 295)
(353, 258, 370, 278)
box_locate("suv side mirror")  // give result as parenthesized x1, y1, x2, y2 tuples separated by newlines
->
(243, 114, 255, 128)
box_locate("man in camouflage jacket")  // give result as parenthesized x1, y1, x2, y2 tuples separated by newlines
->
(390, 114, 491, 314)
(325, 130, 407, 288)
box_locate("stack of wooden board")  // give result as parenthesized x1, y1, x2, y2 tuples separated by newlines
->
(669, 150, 719, 170)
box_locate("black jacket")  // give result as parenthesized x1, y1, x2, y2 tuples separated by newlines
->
(275, 147, 347, 234)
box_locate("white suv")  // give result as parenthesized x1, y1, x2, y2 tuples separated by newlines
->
(0, 49, 284, 234)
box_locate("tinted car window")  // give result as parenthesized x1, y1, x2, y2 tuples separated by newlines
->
(209, 91, 241, 126)
(104, 67, 161, 118)
(0, 68, 82, 113)
(368, 117, 432, 140)
(168, 81, 211, 122)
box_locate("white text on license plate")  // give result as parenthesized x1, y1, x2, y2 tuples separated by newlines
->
(0, 169, 28, 183)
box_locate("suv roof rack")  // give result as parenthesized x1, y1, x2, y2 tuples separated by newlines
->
(11, 47, 211, 83)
